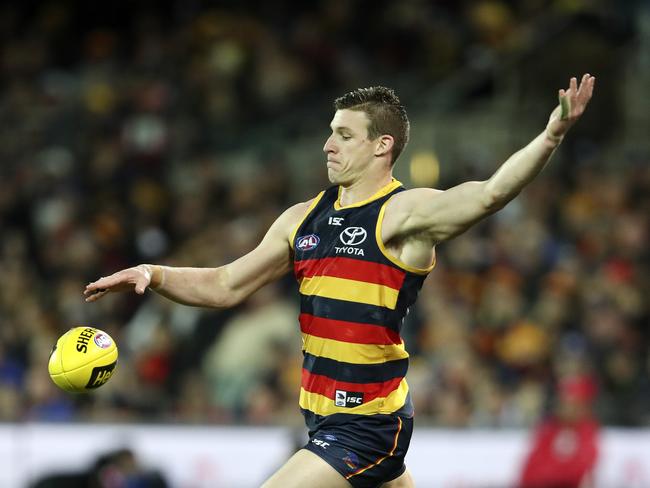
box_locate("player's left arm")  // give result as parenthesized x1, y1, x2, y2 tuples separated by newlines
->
(386, 74, 595, 245)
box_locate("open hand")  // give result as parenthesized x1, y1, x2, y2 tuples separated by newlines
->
(547, 74, 596, 141)
(84, 265, 153, 302)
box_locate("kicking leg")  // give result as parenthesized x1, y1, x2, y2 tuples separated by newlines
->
(261, 449, 352, 488)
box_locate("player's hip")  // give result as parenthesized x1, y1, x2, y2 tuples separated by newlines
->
(303, 412, 414, 488)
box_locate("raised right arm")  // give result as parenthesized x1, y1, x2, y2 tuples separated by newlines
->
(84, 201, 312, 308)
(383, 74, 595, 246)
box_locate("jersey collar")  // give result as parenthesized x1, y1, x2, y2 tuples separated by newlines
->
(334, 178, 403, 210)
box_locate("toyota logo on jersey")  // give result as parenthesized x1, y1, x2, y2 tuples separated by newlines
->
(296, 234, 320, 251)
(339, 227, 367, 246)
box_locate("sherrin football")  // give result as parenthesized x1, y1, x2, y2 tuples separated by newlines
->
(48, 326, 118, 392)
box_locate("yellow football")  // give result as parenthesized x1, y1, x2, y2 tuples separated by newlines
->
(48, 326, 118, 392)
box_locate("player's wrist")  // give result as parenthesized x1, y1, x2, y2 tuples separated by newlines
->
(544, 129, 564, 147)
(145, 264, 165, 290)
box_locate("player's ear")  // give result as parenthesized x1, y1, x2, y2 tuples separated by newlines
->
(375, 135, 394, 157)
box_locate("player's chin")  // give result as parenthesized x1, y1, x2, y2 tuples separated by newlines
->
(327, 168, 348, 185)
(327, 169, 339, 184)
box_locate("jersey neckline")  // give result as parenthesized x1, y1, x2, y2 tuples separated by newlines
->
(334, 178, 402, 210)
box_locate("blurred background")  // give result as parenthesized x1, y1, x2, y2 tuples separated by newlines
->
(1, 0, 648, 486)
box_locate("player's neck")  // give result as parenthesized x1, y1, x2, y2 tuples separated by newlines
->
(338, 173, 393, 207)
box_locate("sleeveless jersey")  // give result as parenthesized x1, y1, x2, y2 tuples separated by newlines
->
(291, 179, 434, 431)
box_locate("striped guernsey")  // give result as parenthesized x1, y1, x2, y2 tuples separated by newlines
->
(291, 179, 435, 431)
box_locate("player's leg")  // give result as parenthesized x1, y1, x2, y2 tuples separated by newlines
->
(261, 449, 352, 488)
(381, 467, 415, 488)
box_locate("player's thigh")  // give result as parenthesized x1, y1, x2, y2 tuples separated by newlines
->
(261, 448, 352, 488)
(381, 467, 415, 488)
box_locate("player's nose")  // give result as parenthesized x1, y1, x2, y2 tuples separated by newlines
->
(323, 135, 337, 154)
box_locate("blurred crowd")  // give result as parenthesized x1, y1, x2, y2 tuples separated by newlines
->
(0, 0, 648, 430)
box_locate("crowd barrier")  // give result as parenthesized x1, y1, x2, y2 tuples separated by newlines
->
(1, 424, 649, 487)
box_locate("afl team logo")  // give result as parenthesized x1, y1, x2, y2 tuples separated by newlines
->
(339, 227, 367, 246)
(93, 332, 112, 349)
(296, 234, 320, 251)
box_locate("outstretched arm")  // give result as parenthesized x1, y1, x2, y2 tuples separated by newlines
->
(386, 74, 595, 245)
(84, 201, 311, 308)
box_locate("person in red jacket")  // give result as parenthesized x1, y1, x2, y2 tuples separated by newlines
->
(519, 375, 599, 488)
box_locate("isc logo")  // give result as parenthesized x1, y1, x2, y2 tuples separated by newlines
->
(311, 439, 330, 449)
(328, 217, 344, 226)
(335, 390, 364, 408)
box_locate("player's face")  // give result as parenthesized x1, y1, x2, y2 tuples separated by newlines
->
(323, 109, 377, 185)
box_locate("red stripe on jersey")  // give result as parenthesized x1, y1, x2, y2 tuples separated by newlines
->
(300, 313, 402, 345)
(301, 369, 403, 403)
(295, 257, 405, 289)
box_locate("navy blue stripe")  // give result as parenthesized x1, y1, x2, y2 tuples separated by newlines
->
(301, 295, 405, 332)
(393, 274, 427, 317)
(303, 352, 408, 383)
(301, 406, 413, 433)
(295, 245, 388, 263)
(299, 274, 426, 335)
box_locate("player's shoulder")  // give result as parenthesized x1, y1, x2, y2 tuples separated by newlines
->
(389, 187, 443, 210)
(381, 187, 444, 242)
(278, 194, 322, 225)
(289, 194, 320, 214)
(398, 187, 443, 198)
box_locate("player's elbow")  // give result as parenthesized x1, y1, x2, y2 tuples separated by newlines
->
(205, 292, 240, 309)
(482, 181, 515, 213)
(201, 266, 243, 309)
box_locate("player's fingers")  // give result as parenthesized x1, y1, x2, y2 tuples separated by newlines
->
(85, 289, 108, 302)
(569, 76, 578, 93)
(586, 76, 595, 98)
(85, 275, 116, 293)
(575, 74, 588, 97)
(83, 284, 110, 297)
(576, 76, 595, 110)
(134, 278, 149, 295)
(571, 75, 591, 114)
(85, 270, 135, 295)
(84, 277, 105, 294)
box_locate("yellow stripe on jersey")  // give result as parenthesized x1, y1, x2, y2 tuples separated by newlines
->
(302, 333, 409, 364)
(299, 378, 409, 416)
(299, 276, 400, 310)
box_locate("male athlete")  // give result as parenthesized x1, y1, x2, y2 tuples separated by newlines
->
(85, 74, 595, 487)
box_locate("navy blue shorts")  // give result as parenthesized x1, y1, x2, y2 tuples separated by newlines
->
(303, 414, 413, 488)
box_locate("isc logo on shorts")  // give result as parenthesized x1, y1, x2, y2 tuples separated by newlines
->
(311, 438, 330, 449)
(335, 389, 364, 407)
